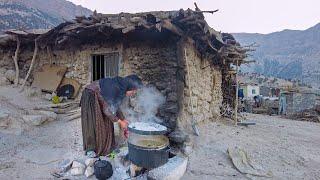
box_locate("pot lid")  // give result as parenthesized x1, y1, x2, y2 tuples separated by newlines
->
(128, 122, 167, 135)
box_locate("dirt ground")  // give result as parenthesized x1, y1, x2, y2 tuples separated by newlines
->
(184, 114, 320, 180)
(1, 86, 320, 179)
(0, 86, 84, 179)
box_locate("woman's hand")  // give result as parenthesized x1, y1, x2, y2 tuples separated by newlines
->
(118, 119, 129, 130)
(118, 119, 129, 138)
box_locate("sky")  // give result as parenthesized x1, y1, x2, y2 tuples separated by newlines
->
(69, 0, 320, 34)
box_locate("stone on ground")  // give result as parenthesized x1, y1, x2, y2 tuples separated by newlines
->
(22, 115, 48, 126)
(148, 156, 188, 180)
(22, 111, 57, 126)
(71, 160, 86, 176)
(36, 111, 58, 122)
(85, 158, 97, 167)
(4, 70, 15, 82)
(84, 166, 94, 178)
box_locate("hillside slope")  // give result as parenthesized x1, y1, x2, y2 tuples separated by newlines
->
(0, 0, 92, 32)
(233, 23, 320, 88)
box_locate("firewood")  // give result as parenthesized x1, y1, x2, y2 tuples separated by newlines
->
(161, 20, 183, 36)
(33, 102, 79, 111)
(64, 113, 81, 121)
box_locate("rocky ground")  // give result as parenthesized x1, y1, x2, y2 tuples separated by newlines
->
(0, 86, 84, 179)
(1, 86, 320, 179)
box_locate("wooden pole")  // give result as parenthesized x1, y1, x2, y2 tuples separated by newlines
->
(235, 59, 239, 125)
(13, 36, 20, 86)
(20, 39, 38, 90)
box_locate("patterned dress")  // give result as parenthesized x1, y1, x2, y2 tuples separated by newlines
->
(80, 81, 125, 156)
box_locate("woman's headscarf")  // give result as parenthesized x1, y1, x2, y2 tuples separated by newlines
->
(99, 75, 142, 112)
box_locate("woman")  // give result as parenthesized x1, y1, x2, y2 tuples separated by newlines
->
(80, 75, 143, 156)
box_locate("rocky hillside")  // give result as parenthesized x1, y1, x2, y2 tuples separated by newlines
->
(0, 0, 92, 32)
(234, 23, 320, 88)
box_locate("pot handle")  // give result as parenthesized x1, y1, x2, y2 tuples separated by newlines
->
(164, 146, 171, 153)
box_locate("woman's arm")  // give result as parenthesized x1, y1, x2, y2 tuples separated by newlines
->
(96, 91, 119, 123)
(116, 109, 125, 120)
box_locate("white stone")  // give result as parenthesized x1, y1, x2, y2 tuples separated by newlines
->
(71, 160, 86, 176)
(84, 166, 94, 178)
(148, 156, 188, 180)
(23, 115, 48, 126)
(85, 158, 97, 167)
(4, 70, 15, 82)
(72, 160, 86, 169)
(70, 167, 85, 176)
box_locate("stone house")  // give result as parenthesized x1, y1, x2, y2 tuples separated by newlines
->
(280, 90, 320, 115)
(0, 9, 246, 140)
(239, 83, 260, 99)
(260, 86, 280, 97)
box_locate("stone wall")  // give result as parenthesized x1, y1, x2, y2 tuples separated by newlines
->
(285, 92, 318, 115)
(176, 40, 223, 133)
(122, 41, 180, 130)
(0, 38, 224, 134)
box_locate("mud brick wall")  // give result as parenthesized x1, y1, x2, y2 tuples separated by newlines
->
(177, 40, 223, 132)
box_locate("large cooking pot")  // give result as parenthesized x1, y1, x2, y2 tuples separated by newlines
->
(128, 122, 169, 169)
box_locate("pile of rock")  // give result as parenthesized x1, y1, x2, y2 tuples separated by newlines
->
(53, 158, 96, 178)
(23, 110, 57, 126)
(70, 159, 95, 177)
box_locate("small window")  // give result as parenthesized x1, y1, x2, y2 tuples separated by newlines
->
(92, 53, 120, 81)
(252, 89, 256, 94)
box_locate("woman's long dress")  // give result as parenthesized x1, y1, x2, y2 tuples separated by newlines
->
(80, 82, 123, 156)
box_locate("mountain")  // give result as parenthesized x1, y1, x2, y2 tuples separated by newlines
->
(233, 23, 320, 88)
(0, 0, 92, 32)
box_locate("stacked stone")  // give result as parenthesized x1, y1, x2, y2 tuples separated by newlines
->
(123, 42, 179, 131)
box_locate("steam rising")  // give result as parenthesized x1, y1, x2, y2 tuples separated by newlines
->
(121, 86, 165, 123)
